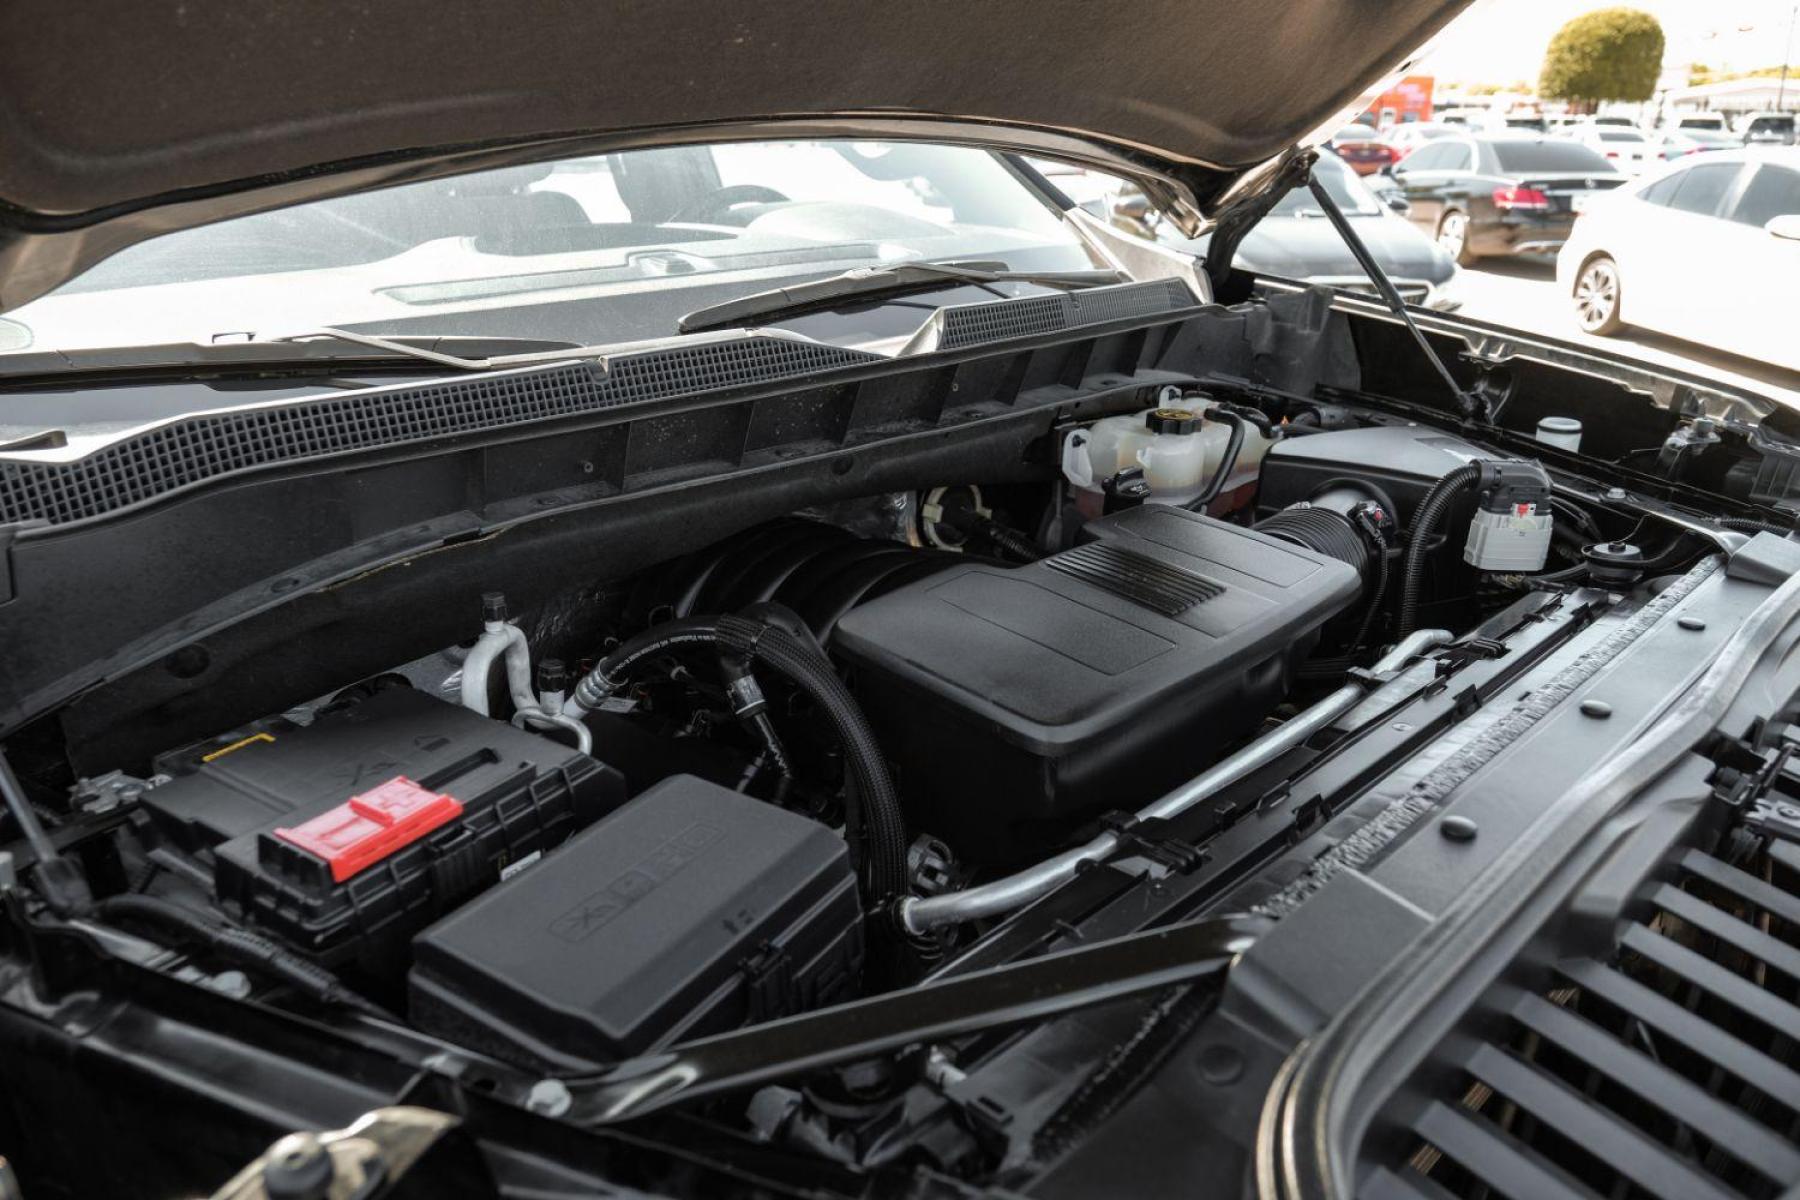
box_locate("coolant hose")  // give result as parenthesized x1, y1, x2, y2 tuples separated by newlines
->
(95, 894, 391, 1019)
(1184, 407, 1245, 513)
(567, 614, 910, 901)
(1396, 464, 1482, 638)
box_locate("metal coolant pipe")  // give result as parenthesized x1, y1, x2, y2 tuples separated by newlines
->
(898, 629, 1455, 935)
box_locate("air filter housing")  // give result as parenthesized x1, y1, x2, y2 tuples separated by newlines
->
(833, 505, 1361, 859)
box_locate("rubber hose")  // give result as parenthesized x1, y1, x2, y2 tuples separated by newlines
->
(570, 617, 727, 711)
(95, 895, 390, 1018)
(573, 617, 910, 901)
(743, 625, 910, 900)
(1396, 464, 1482, 639)
(748, 711, 796, 805)
(1719, 517, 1793, 535)
(1184, 408, 1245, 513)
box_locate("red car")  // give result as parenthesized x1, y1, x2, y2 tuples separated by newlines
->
(1328, 123, 1400, 174)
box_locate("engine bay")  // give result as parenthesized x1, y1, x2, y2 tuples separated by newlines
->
(1, 330, 1784, 1192)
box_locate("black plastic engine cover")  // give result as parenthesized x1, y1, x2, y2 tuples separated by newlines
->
(833, 505, 1361, 859)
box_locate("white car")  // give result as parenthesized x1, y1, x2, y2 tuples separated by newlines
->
(1568, 126, 1658, 175)
(1383, 122, 1462, 156)
(1556, 149, 1800, 369)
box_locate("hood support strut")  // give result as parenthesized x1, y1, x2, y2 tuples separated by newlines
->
(1303, 171, 1485, 421)
(557, 913, 1268, 1125)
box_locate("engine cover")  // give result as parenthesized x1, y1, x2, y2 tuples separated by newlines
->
(833, 505, 1361, 859)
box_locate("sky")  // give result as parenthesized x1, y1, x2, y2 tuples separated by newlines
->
(1412, 0, 1799, 84)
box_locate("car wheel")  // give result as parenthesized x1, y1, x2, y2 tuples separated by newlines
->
(1436, 209, 1477, 266)
(1573, 254, 1624, 336)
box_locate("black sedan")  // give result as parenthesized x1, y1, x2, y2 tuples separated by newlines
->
(1385, 133, 1625, 264)
(1131, 153, 1462, 308)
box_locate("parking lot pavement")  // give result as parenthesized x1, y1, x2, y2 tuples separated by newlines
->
(1455, 257, 1800, 409)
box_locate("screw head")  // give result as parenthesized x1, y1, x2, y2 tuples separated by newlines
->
(526, 1078, 572, 1116)
(261, 1132, 333, 1200)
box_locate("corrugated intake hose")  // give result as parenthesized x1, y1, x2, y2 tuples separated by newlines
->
(95, 894, 391, 1019)
(1396, 463, 1482, 638)
(1254, 506, 1371, 579)
(568, 611, 910, 902)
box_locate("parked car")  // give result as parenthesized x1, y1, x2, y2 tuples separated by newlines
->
(1656, 128, 1746, 159)
(1327, 123, 1400, 175)
(1386, 133, 1624, 263)
(1568, 125, 1658, 175)
(1670, 112, 1727, 132)
(6, 7, 1800, 1200)
(1383, 121, 1462, 157)
(1148, 151, 1462, 308)
(1557, 148, 1800, 368)
(1740, 112, 1798, 146)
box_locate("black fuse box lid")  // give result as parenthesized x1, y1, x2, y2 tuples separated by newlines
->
(408, 774, 863, 1071)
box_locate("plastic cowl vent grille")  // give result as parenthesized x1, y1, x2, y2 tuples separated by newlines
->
(936, 279, 1194, 351)
(0, 339, 882, 527)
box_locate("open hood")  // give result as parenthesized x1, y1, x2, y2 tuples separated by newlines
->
(0, 0, 1469, 312)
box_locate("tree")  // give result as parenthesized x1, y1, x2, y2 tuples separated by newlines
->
(1539, 8, 1665, 108)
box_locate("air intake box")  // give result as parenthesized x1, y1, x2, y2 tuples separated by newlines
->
(832, 506, 1360, 858)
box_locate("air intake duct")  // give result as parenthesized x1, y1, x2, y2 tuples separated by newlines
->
(1254, 502, 1373, 581)
(1256, 492, 1395, 657)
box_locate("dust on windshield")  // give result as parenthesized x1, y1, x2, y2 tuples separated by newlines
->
(2, 141, 1099, 355)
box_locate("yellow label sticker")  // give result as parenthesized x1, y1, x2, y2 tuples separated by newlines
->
(200, 732, 276, 763)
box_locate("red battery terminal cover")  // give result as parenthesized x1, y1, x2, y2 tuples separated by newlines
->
(274, 776, 464, 882)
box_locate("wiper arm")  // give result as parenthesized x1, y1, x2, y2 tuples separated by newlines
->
(678, 260, 1128, 334)
(1305, 174, 1486, 421)
(277, 328, 583, 371)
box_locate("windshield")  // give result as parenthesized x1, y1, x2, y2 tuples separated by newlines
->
(1267, 155, 1385, 217)
(1492, 141, 1616, 172)
(1, 140, 1099, 356)
(1597, 130, 1647, 143)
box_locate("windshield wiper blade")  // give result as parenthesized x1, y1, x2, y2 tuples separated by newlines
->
(677, 261, 1128, 334)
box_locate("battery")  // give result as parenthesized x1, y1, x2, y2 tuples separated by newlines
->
(138, 686, 626, 963)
